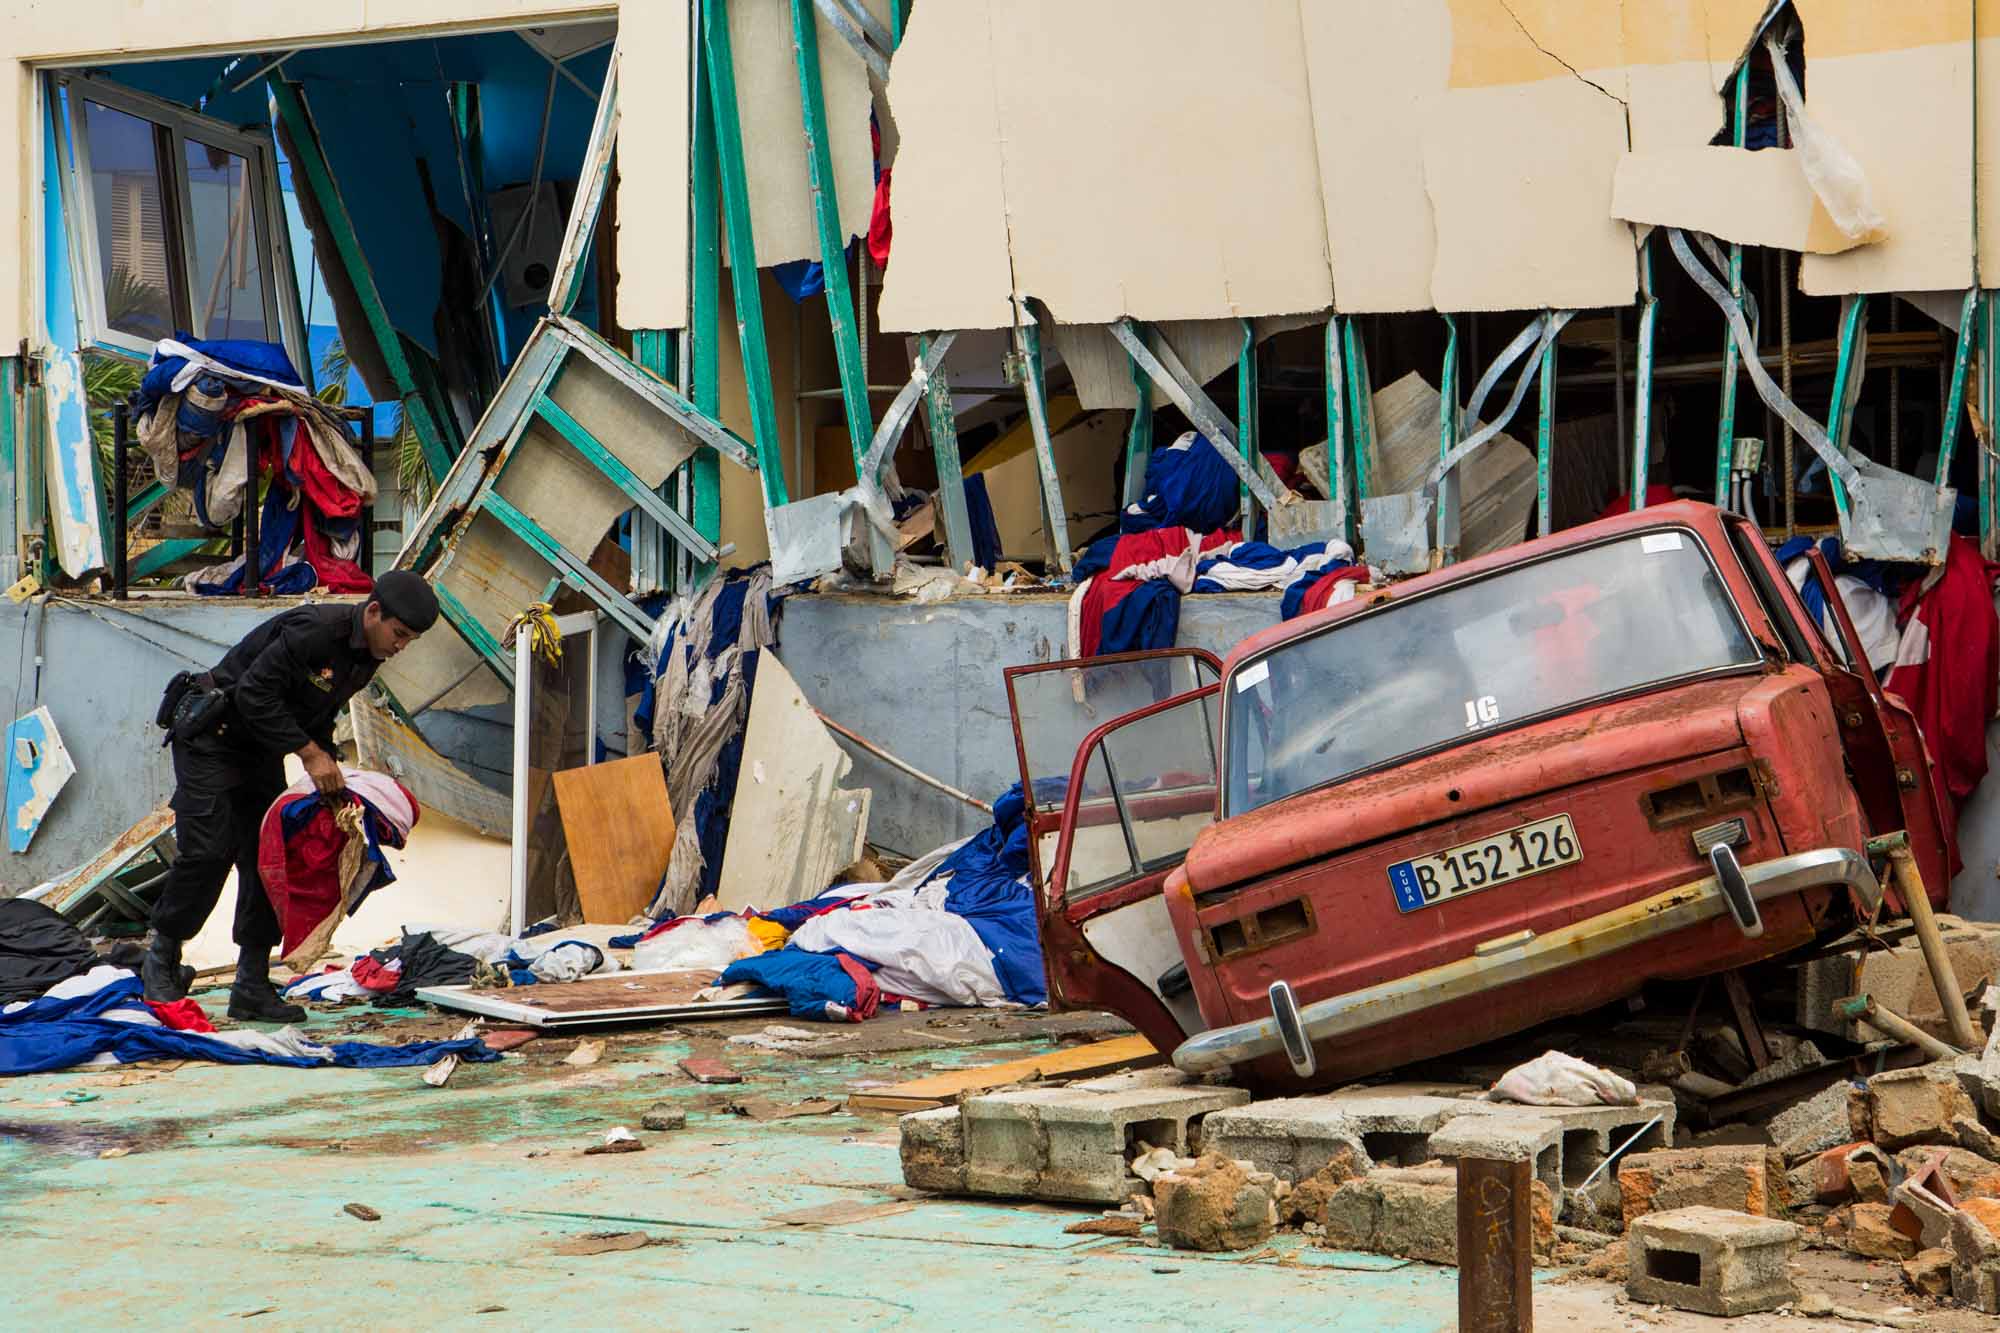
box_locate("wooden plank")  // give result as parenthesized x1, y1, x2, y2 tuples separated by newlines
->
(846, 1034, 1160, 1112)
(551, 754, 677, 925)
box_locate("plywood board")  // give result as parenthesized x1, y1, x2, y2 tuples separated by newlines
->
(415, 968, 790, 1027)
(616, 0, 691, 329)
(1612, 147, 1863, 254)
(714, 656, 871, 913)
(1796, 0, 1975, 296)
(1302, 0, 1450, 313)
(846, 1034, 1161, 1112)
(875, 0, 1018, 333)
(350, 696, 510, 837)
(1423, 0, 1635, 312)
(553, 754, 678, 924)
(987, 0, 1331, 325)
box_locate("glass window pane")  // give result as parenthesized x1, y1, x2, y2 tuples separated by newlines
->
(1009, 654, 1214, 818)
(81, 100, 173, 343)
(183, 138, 270, 343)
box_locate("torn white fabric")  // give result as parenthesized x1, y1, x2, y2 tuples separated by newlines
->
(1766, 33, 1888, 245)
(1490, 1051, 1639, 1107)
(789, 905, 1006, 1008)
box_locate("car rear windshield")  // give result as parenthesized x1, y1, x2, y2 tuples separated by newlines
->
(1223, 529, 1760, 816)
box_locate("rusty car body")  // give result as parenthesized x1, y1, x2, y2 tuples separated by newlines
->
(1005, 502, 1951, 1092)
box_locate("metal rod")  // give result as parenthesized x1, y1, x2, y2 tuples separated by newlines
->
(1112, 320, 1283, 509)
(1714, 61, 1751, 507)
(1781, 250, 1796, 534)
(1633, 238, 1657, 511)
(1888, 845, 1982, 1051)
(1935, 287, 1981, 488)
(919, 333, 975, 574)
(1536, 312, 1557, 537)
(817, 709, 991, 812)
(228, 49, 299, 94)
(112, 401, 128, 599)
(1016, 311, 1074, 571)
(1457, 1157, 1533, 1333)
(1236, 318, 1258, 534)
(1839, 993, 1964, 1062)
(1437, 314, 1460, 561)
(510, 628, 533, 934)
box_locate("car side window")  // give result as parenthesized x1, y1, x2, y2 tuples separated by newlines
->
(1725, 519, 1820, 666)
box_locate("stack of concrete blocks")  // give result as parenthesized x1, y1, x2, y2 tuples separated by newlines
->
(1197, 1082, 1673, 1220)
(902, 1069, 1249, 1205)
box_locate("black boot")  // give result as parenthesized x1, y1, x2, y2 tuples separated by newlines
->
(141, 933, 187, 1003)
(227, 947, 305, 1024)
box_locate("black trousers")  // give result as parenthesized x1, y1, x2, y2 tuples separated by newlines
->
(153, 731, 285, 950)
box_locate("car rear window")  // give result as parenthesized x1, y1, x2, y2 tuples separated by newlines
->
(1222, 529, 1760, 816)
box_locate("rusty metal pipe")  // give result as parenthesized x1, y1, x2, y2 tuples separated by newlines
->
(1838, 993, 1964, 1062)
(1887, 845, 1982, 1051)
(815, 710, 993, 814)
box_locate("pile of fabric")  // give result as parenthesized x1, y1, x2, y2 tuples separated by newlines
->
(635, 568, 784, 918)
(132, 336, 376, 595)
(1068, 431, 1368, 655)
(284, 926, 622, 1007)
(0, 902, 497, 1076)
(258, 768, 418, 970)
(609, 784, 1045, 1023)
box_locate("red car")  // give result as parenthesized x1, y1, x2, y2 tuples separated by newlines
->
(1005, 502, 1950, 1092)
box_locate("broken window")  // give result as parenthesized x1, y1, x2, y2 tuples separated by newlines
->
(58, 78, 298, 364)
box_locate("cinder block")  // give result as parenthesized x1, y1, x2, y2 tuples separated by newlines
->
(1202, 1091, 1484, 1181)
(1627, 1206, 1799, 1317)
(1425, 1111, 1563, 1203)
(960, 1083, 1249, 1204)
(1464, 1097, 1676, 1196)
(1617, 1145, 1788, 1229)
(899, 1106, 966, 1194)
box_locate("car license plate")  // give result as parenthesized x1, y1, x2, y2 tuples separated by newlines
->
(1387, 814, 1582, 914)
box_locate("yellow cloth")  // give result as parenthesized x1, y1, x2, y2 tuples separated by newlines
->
(746, 918, 791, 952)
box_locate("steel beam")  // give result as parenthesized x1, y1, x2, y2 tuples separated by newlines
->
(1632, 237, 1658, 510)
(919, 333, 976, 573)
(532, 393, 722, 564)
(1017, 313, 1074, 571)
(1714, 61, 1751, 507)
(480, 491, 658, 642)
(1110, 319, 1282, 509)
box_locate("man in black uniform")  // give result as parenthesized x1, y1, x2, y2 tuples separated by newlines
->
(143, 571, 439, 1021)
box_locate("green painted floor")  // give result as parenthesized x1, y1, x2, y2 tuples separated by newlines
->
(0, 996, 1562, 1330)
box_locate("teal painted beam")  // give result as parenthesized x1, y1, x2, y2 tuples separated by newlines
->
(1632, 238, 1657, 511)
(1536, 311, 1558, 538)
(919, 334, 976, 574)
(434, 582, 511, 679)
(1343, 321, 1375, 502)
(1124, 346, 1154, 510)
(125, 480, 168, 526)
(480, 490, 658, 642)
(687, 38, 724, 584)
(1236, 319, 1258, 534)
(1983, 293, 1999, 554)
(1016, 315, 1073, 572)
(788, 0, 875, 475)
(533, 392, 721, 563)
(702, 0, 788, 512)
(268, 79, 454, 482)
(0, 358, 16, 575)
(1323, 319, 1351, 547)
(1935, 287, 1980, 487)
(1436, 314, 1460, 559)
(130, 538, 208, 579)
(1824, 294, 1867, 519)
(1714, 61, 1750, 508)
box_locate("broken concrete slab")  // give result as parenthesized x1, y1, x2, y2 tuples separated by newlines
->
(1280, 1144, 1366, 1228)
(1842, 1202, 1922, 1262)
(1866, 1065, 1980, 1151)
(1626, 1206, 1799, 1317)
(900, 1105, 967, 1194)
(960, 1083, 1250, 1204)
(1617, 1145, 1788, 1230)
(1196, 1095, 1380, 1182)
(1769, 1080, 1859, 1162)
(1153, 1153, 1279, 1253)
(1895, 1143, 2000, 1199)
(1953, 1199, 2000, 1313)
(1904, 1245, 1954, 1296)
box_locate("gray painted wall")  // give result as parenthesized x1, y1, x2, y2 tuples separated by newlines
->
(2, 589, 1285, 892)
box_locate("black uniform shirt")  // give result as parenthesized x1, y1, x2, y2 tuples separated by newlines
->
(209, 602, 379, 756)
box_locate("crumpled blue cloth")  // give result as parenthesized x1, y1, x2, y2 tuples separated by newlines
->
(1121, 432, 1241, 535)
(0, 976, 501, 1076)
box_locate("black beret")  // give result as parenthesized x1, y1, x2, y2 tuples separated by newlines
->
(370, 569, 439, 632)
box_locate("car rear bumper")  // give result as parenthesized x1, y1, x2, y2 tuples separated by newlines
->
(1171, 846, 1881, 1076)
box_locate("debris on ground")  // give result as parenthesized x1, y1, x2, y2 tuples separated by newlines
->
(342, 1203, 381, 1222)
(640, 1104, 688, 1132)
(1626, 1205, 1799, 1316)
(1151, 1154, 1279, 1253)
(679, 1057, 743, 1085)
(550, 1232, 674, 1256)
(582, 1128, 644, 1156)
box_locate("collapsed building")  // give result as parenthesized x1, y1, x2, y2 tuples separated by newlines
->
(9, 0, 2000, 1323)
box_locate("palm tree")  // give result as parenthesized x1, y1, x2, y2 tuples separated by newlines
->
(316, 337, 433, 510)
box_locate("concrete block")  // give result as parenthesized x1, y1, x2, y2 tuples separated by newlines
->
(1626, 1206, 1799, 1317)
(960, 1083, 1249, 1204)
(1797, 922, 2000, 1043)
(1425, 1112, 1563, 1202)
(1617, 1145, 1788, 1229)
(1866, 1066, 1978, 1151)
(1320, 1164, 1554, 1265)
(1466, 1097, 1676, 1195)
(1197, 1096, 1379, 1182)
(900, 1106, 967, 1194)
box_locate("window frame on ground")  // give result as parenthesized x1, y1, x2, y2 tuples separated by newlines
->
(53, 73, 308, 373)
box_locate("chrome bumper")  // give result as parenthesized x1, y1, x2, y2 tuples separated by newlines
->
(1172, 846, 1881, 1076)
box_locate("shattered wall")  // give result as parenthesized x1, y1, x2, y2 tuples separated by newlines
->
(876, 0, 1994, 332)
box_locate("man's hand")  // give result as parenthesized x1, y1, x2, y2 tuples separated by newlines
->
(300, 743, 346, 800)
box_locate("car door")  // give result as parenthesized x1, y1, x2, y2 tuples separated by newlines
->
(1004, 651, 1220, 1049)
